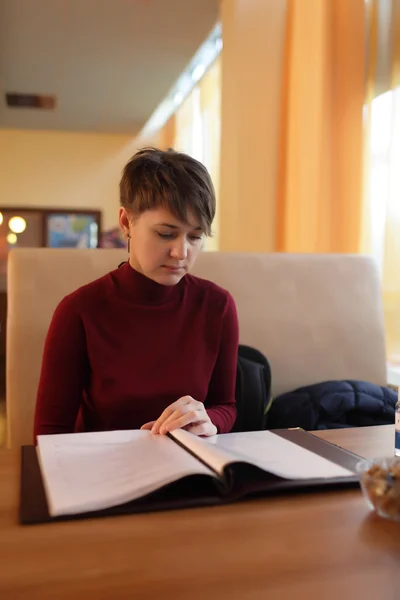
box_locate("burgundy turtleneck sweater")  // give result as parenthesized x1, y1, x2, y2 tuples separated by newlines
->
(33, 262, 238, 441)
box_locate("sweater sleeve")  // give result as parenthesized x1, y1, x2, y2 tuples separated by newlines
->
(33, 294, 90, 442)
(205, 292, 239, 433)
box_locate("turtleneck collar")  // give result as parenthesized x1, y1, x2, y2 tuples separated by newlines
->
(113, 261, 185, 306)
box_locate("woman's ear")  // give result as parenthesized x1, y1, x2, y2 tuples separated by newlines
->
(119, 207, 130, 238)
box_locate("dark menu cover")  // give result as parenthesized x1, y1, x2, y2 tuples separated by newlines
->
(19, 429, 361, 525)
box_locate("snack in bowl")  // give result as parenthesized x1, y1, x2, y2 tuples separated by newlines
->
(357, 457, 400, 522)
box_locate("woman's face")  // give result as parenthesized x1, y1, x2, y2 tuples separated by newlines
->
(119, 207, 204, 285)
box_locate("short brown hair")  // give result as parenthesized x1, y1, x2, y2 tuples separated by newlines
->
(119, 147, 216, 236)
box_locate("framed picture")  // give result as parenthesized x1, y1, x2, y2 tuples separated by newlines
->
(0, 207, 102, 290)
(44, 210, 101, 249)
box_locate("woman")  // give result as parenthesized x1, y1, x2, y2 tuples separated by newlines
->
(34, 148, 239, 440)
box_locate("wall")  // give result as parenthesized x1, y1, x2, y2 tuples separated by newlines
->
(0, 129, 152, 230)
(0, 128, 161, 400)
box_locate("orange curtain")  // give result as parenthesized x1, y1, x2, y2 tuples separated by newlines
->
(276, 0, 366, 253)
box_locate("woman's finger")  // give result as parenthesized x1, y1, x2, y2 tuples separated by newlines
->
(160, 403, 200, 430)
(158, 408, 183, 432)
(140, 421, 156, 430)
(161, 410, 204, 434)
(186, 422, 217, 437)
(151, 397, 195, 434)
(151, 404, 178, 434)
(155, 398, 199, 432)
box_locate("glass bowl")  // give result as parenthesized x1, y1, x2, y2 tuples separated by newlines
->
(356, 457, 400, 522)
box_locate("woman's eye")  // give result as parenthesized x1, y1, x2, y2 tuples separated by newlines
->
(157, 232, 202, 242)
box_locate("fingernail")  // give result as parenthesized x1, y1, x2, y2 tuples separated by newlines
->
(160, 427, 166, 435)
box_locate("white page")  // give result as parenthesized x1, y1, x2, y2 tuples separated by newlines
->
(171, 429, 353, 480)
(37, 430, 216, 517)
(171, 429, 235, 476)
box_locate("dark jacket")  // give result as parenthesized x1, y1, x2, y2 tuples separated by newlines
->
(267, 380, 397, 430)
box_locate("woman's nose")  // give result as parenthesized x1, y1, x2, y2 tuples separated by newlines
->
(170, 238, 187, 260)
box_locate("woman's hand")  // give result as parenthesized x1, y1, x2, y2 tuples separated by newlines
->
(141, 396, 217, 437)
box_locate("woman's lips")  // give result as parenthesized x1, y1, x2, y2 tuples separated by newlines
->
(162, 265, 185, 271)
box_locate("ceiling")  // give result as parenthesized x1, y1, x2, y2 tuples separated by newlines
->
(0, 0, 219, 135)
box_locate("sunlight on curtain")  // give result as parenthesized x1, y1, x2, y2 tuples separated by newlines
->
(367, 87, 400, 360)
(363, 0, 400, 362)
(174, 57, 221, 250)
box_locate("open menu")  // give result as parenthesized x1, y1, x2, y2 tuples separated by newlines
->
(19, 428, 361, 524)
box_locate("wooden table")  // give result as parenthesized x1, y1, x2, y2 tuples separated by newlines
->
(0, 426, 399, 600)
